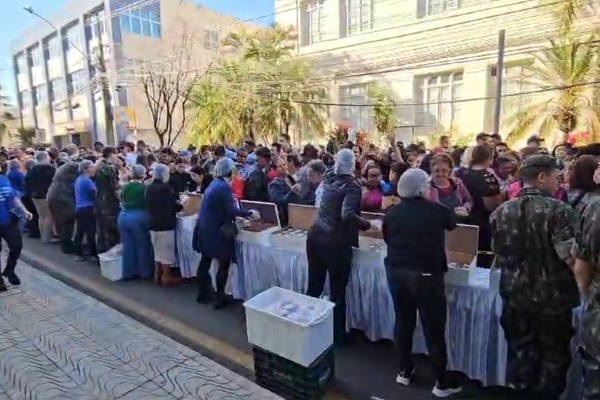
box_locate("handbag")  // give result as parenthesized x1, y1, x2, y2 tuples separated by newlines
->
(219, 222, 239, 240)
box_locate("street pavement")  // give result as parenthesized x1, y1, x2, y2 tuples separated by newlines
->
(0, 261, 282, 400)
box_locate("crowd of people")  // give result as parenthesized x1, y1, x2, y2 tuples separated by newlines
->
(0, 130, 597, 399)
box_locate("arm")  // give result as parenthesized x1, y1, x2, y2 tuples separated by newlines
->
(481, 172, 502, 211)
(571, 202, 600, 296)
(222, 185, 251, 221)
(551, 205, 578, 264)
(387, 133, 404, 164)
(13, 196, 32, 220)
(342, 184, 372, 231)
(456, 179, 473, 212)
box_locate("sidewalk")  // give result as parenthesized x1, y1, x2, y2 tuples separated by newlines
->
(20, 237, 516, 400)
(0, 261, 281, 400)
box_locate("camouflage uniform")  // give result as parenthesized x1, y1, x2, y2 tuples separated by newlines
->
(94, 159, 120, 254)
(572, 191, 600, 399)
(491, 187, 579, 397)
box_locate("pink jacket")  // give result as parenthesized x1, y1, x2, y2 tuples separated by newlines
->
(428, 178, 473, 212)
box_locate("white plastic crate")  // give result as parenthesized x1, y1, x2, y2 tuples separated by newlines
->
(244, 286, 334, 367)
(99, 245, 124, 282)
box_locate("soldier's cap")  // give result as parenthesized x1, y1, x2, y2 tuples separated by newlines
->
(520, 154, 563, 171)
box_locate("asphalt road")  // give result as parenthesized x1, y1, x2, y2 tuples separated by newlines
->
(20, 237, 519, 400)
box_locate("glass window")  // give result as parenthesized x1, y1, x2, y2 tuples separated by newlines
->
(151, 22, 161, 38)
(339, 84, 372, 131)
(142, 20, 152, 36)
(346, 0, 371, 35)
(29, 46, 42, 67)
(415, 71, 464, 128)
(131, 15, 142, 34)
(500, 64, 535, 121)
(45, 36, 61, 60)
(50, 79, 66, 102)
(304, 0, 326, 45)
(120, 14, 131, 32)
(68, 70, 88, 95)
(65, 26, 82, 51)
(417, 0, 460, 17)
(16, 55, 27, 75)
(33, 85, 48, 106)
(21, 91, 32, 110)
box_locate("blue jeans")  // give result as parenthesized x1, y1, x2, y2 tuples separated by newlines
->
(117, 209, 154, 279)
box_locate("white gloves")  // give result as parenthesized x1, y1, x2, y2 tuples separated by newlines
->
(248, 210, 261, 221)
(369, 219, 382, 232)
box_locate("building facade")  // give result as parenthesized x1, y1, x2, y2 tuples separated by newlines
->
(11, 0, 243, 148)
(275, 0, 596, 143)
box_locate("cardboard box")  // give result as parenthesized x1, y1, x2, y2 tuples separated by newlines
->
(180, 193, 203, 216)
(445, 224, 479, 286)
(288, 204, 317, 231)
(240, 200, 281, 232)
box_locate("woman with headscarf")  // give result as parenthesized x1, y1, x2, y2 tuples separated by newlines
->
(47, 161, 79, 254)
(194, 158, 259, 309)
(145, 163, 182, 286)
(306, 149, 380, 345)
(118, 164, 154, 280)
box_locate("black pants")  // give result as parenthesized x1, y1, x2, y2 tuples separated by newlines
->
(386, 268, 448, 382)
(0, 223, 23, 275)
(21, 195, 39, 238)
(74, 206, 97, 256)
(500, 304, 573, 398)
(196, 255, 230, 295)
(306, 225, 352, 342)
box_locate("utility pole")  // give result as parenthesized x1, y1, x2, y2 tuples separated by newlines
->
(493, 29, 506, 136)
(23, 6, 115, 146)
(95, 32, 115, 146)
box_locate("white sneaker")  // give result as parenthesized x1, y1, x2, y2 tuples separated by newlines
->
(395, 369, 414, 386)
(432, 380, 462, 398)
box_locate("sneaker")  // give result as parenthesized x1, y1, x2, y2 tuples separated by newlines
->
(0, 278, 7, 293)
(3, 271, 20, 286)
(76, 255, 88, 262)
(432, 378, 462, 398)
(395, 368, 414, 386)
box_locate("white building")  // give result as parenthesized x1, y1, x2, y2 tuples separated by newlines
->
(275, 0, 596, 143)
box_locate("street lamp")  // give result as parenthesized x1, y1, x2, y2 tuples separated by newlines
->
(22, 6, 116, 145)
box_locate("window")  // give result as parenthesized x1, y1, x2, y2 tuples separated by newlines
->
(339, 84, 372, 131)
(33, 85, 48, 106)
(302, 0, 326, 45)
(44, 36, 61, 60)
(29, 46, 42, 67)
(346, 0, 372, 35)
(87, 10, 106, 40)
(64, 26, 82, 52)
(203, 30, 220, 51)
(417, 0, 459, 17)
(67, 70, 88, 95)
(499, 64, 535, 120)
(15, 55, 27, 75)
(21, 91, 32, 110)
(50, 79, 66, 102)
(120, 6, 161, 38)
(415, 71, 463, 128)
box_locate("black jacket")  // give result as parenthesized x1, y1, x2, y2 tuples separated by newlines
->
(169, 171, 193, 195)
(145, 180, 181, 231)
(313, 171, 370, 247)
(383, 197, 456, 275)
(244, 167, 270, 202)
(27, 164, 56, 199)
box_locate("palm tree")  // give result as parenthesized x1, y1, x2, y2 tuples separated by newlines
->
(504, 37, 600, 146)
(189, 25, 326, 146)
(540, 0, 595, 36)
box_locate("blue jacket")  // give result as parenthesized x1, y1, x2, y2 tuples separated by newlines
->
(194, 178, 251, 260)
(8, 169, 24, 195)
(268, 177, 298, 226)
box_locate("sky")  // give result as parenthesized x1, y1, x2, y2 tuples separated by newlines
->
(0, 0, 274, 102)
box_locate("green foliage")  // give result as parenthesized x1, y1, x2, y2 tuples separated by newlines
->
(14, 127, 36, 147)
(189, 24, 327, 146)
(503, 36, 600, 147)
(368, 84, 398, 137)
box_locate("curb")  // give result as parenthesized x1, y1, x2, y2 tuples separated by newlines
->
(21, 249, 355, 400)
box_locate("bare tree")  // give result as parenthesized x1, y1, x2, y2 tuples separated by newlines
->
(140, 33, 210, 147)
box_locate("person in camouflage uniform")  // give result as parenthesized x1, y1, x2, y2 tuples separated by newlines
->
(572, 171, 600, 400)
(94, 147, 121, 255)
(490, 154, 579, 399)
